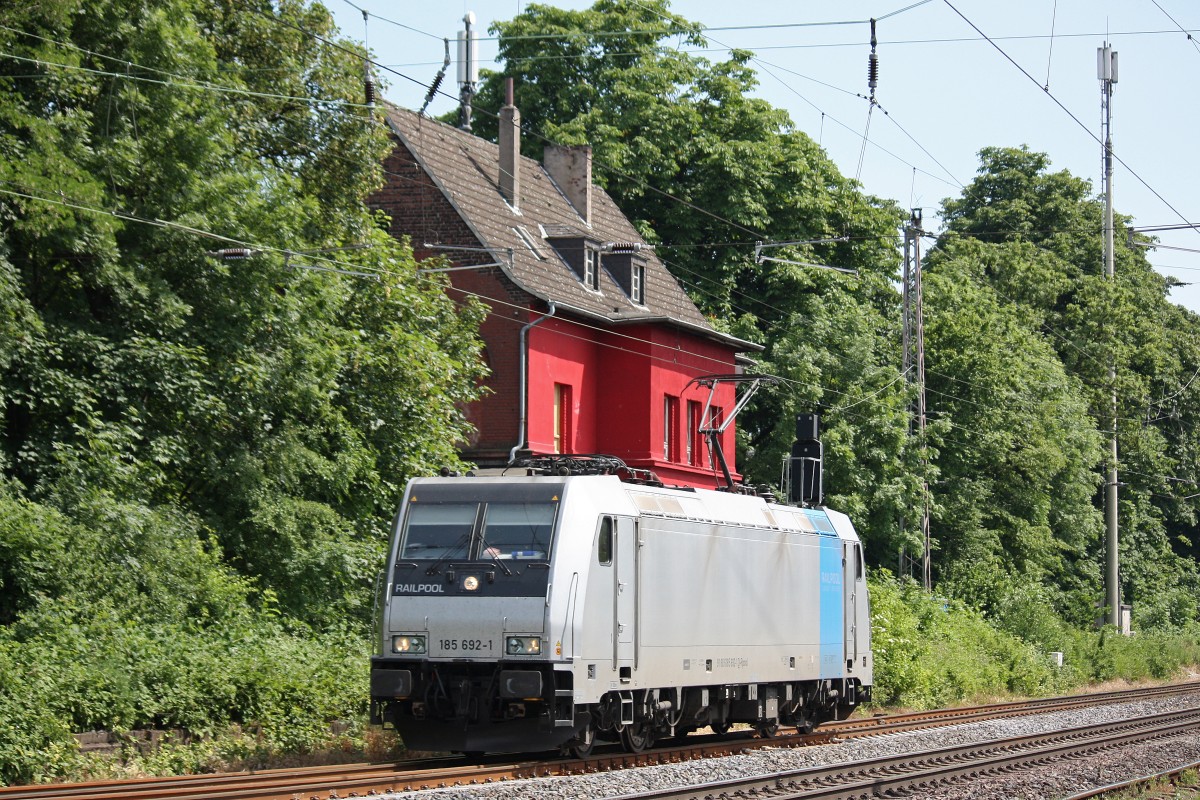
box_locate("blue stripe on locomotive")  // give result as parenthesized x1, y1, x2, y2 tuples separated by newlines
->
(807, 510, 845, 679)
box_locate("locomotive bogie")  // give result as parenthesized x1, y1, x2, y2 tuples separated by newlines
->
(370, 475, 872, 754)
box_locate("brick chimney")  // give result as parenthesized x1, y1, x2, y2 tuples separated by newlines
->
(544, 144, 592, 226)
(498, 77, 520, 210)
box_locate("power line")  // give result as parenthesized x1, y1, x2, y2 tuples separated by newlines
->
(377, 28, 1200, 68)
(0, 21, 806, 305)
(941, 0, 1200, 240)
(9, 15, 1200, 527)
(9, 178, 1182, 503)
(877, 0, 937, 22)
(338, 0, 444, 42)
(0, 49, 374, 110)
(606, 0, 964, 226)
(611, 5, 1132, 417)
(5, 15, 764, 245)
(473, 18, 871, 44)
(479, 5, 1179, 431)
(0, 182, 742, 377)
(251, 6, 773, 241)
(1043, 0, 1059, 90)
(14, 12, 1149, 406)
(1147, 0, 1200, 57)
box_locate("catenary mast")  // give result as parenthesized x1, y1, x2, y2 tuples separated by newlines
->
(1099, 42, 1120, 628)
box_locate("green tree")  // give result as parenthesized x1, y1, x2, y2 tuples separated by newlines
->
(0, 0, 486, 624)
(0, 0, 489, 781)
(922, 236, 1104, 617)
(473, 0, 901, 320)
(933, 147, 1200, 624)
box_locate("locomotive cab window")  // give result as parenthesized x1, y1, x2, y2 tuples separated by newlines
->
(596, 517, 613, 565)
(400, 503, 477, 559)
(479, 503, 554, 560)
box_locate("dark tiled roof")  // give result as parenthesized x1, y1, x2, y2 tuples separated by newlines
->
(384, 105, 758, 351)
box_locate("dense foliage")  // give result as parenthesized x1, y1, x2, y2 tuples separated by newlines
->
(869, 573, 1200, 709)
(0, 0, 486, 784)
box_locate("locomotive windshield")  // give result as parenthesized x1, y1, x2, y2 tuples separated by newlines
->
(479, 503, 554, 559)
(396, 483, 563, 563)
(400, 503, 477, 559)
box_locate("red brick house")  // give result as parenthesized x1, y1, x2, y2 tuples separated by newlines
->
(371, 97, 759, 489)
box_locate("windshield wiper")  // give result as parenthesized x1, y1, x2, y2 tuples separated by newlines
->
(423, 532, 473, 576)
(477, 538, 514, 576)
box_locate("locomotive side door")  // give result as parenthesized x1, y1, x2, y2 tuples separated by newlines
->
(843, 542, 859, 666)
(614, 515, 639, 676)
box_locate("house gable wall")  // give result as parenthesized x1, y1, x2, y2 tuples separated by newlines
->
(371, 136, 536, 464)
(527, 319, 741, 488)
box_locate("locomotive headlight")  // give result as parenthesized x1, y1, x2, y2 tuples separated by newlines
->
(392, 634, 427, 654)
(506, 636, 541, 655)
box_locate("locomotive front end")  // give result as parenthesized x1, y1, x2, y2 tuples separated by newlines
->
(370, 478, 579, 753)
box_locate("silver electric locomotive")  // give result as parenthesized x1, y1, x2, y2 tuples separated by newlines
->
(369, 454, 872, 755)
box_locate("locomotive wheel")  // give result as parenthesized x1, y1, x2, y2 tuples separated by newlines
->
(567, 723, 596, 758)
(795, 713, 815, 735)
(710, 720, 731, 735)
(756, 720, 779, 738)
(620, 723, 652, 753)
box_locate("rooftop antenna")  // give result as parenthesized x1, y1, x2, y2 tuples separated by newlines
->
(457, 12, 479, 131)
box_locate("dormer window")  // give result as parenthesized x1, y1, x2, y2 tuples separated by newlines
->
(544, 230, 604, 291)
(603, 245, 648, 304)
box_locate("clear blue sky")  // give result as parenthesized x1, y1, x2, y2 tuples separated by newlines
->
(328, 0, 1200, 312)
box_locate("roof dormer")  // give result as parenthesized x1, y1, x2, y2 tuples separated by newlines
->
(545, 228, 603, 291)
(603, 243, 650, 305)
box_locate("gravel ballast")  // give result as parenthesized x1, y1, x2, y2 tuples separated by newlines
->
(381, 691, 1200, 800)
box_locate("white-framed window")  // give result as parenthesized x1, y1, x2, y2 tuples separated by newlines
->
(583, 247, 598, 290)
(631, 263, 645, 303)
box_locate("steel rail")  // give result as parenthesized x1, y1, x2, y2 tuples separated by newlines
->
(824, 678, 1200, 737)
(4, 681, 1199, 800)
(1062, 757, 1200, 799)
(608, 707, 1200, 800)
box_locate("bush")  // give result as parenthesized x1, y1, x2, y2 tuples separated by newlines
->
(0, 613, 372, 785)
(870, 571, 1078, 708)
(868, 571, 1200, 712)
(0, 487, 374, 785)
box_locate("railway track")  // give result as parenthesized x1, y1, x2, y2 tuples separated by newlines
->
(611, 706, 1200, 800)
(4, 680, 1198, 800)
(1063, 757, 1200, 799)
